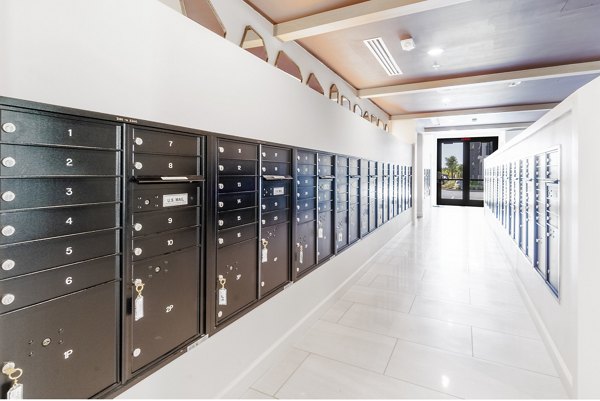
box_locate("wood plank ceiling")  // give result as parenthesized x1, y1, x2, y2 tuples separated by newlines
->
(244, 0, 600, 130)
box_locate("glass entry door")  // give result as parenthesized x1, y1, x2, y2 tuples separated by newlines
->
(437, 137, 498, 207)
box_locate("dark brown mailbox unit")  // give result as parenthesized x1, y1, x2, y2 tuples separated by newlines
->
(294, 150, 318, 277)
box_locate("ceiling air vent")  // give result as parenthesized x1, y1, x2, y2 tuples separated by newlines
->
(363, 37, 402, 76)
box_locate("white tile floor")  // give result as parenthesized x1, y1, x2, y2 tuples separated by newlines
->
(242, 207, 568, 399)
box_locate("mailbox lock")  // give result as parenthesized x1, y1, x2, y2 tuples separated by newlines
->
(134, 247, 143, 256)
(2, 123, 16, 133)
(134, 223, 143, 232)
(42, 338, 51, 347)
(2, 259, 15, 271)
(135, 137, 144, 145)
(2, 225, 15, 237)
(1, 293, 15, 305)
(133, 348, 141, 358)
(134, 162, 143, 170)
(2, 157, 16, 168)
(1, 191, 15, 202)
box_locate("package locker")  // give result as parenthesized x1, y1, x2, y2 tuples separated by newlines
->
(294, 150, 317, 277)
(317, 153, 335, 262)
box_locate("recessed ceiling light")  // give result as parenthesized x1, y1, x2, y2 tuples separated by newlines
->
(428, 48, 444, 56)
(432, 62, 441, 70)
(509, 81, 522, 87)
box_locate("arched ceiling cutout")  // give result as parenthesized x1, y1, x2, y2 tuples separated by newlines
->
(377, 119, 385, 129)
(275, 51, 302, 82)
(354, 104, 363, 116)
(181, 0, 226, 37)
(362, 111, 370, 120)
(306, 73, 324, 95)
(340, 96, 351, 110)
(384, 124, 390, 133)
(329, 84, 339, 103)
(240, 26, 268, 62)
(370, 115, 378, 124)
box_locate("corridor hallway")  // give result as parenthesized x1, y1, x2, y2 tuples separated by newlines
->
(243, 207, 567, 399)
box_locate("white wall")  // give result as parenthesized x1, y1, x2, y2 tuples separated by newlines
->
(0, 0, 414, 398)
(483, 76, 600, 397)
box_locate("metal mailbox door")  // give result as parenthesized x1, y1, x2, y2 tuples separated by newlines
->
(294, 221, 316, 275)
(260, 222, 290, 296)
(317, 212, 333, 262)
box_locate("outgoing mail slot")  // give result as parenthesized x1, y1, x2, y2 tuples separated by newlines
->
(0, 255, 118, 314)
(133, 184, 199, 212)
(318, 155, 333, 166)
(132, 128, 199, 156)
(217, 223, 257, 248)
(296, 151, 316, 164)
(217, 176, 256, 193)
(317, 212, 333, 262)
(297, 164, 316, 176)
(261, 162, 290, 176)
(297, 176, 316, 187)
(317, 165, 333, 177)
(218, 208, 257, 230)
(295, 209, 315, 224)
(0, 177, 118, 211)
(0, 109, 119, 150)
(132, 227, 198, 261)
(262, 209, 289, 227)
(0, 203, 118, 245)
(296, 199, 315, 211)
(131, 247, 199, 372)
(216, 239, 257, 322)
(263, 180, 290, 197)
(132, 153, 199, 176)
(133, 207, 198, 236)
(217, 159, 257, 176)
(0, 282, 118, 399)
(1, 145, 117, 176)
(0, 229, 118, 280)
(295, 221, 316, 274)
(260, 222, 290, 296)
(218, 140, 258, 160)
(262, 196, 289, 213)
(261, 146, 291, 163)
(218, 192, 256, 211)
(297, 187, 316, 200)
(317, 201, 332, 213)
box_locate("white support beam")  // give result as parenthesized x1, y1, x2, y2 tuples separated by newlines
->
(360, 61, 600, 99)
(274, 0, 472, 42)
(391, 103, 558, 120)
(423, 122, 533, 133)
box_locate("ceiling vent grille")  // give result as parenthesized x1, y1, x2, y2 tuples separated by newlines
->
(363, 37, 402, 76)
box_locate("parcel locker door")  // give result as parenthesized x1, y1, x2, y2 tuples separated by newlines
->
(335, 211, 348, 251)
(131, 248, 199, 372)
(294, 221, 316, 275)
(360, 203, 369, 237)
(547, 225, 559, 292)
(0, 282, 118, 399)
(348, 205, 360, 244)
(216, 239, 258, 322)
(317, 212, 333, 262)
(260, 222, 290, 296)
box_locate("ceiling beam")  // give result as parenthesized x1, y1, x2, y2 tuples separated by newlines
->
(274, 0, 472, 42)
(391, 103, 558, 120)
(360, 61, 600, 99)
(423, 122, 533, 133)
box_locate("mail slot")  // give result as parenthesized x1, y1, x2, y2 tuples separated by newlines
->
(317, 201, 332, 213)
(1, 145, 118, 176)
(131, 247, 199, 372)
(218, 192, 256, 211)
(262, 146, 291, 163)
(295, 221, 316, 274)
(260, 222, 289, 296)
(296, 151, 316, 164)
(133, 207, 198, 236)
(218, 208, 257, 230)
(1, 203, 118, 245)
(262, 209, 289, 227)
(218, 140, 258, 160)
(217, 159, 257, 176)
(297, 187, 316, 200)
(132, 153, 199, 176)
(0, 229, 118, 280)
(296, 199, 315, 211)
(0, 177, 118, 211)
(217, 176, 256, 193)
(0, 109, 119, 150)
(317, 165, 333, 177)
(0, 282, 118, 399)
(261, 162, 291, 176)
(133, 184, 199, 211)
(317, 212, 333, 262)
(263, 180, 290, 197)
(297, 176, 316, 187)
(0, 255, 118, 314)
(132, 227, 198, 261)
(217, 223, 257, 248)
(262, 196, 289, 212)
(296, 209, 315, 224)
(216, 239, 257, 322)
(297, 164, 316, 176)
(132, 127, 199, 156)
(318, 155, 333, 166)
